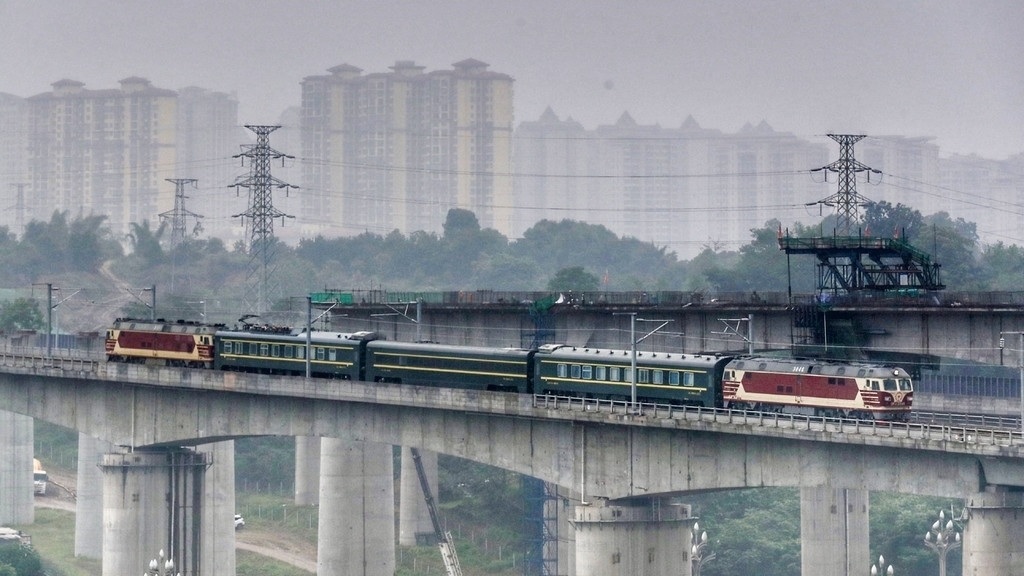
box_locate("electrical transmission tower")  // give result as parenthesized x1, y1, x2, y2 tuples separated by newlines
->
(7, 183, 27, 236)
(159, 178, 204, 294)
(230, 125, 297, 316)
(159, 178, 203, 248)
(810, 134, 881, 235)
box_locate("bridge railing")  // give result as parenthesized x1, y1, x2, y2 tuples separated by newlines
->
(532, 394, 1022, 448)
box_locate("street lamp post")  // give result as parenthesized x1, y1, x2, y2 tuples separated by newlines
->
(870, 555, 894, 576)
(690, 522, 716, 576)
(143, 548, 180, 576)
(999, 331, 1024, 431)
(924, 509, 961, 576)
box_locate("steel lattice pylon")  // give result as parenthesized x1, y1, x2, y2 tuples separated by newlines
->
(160, 178, 203, 249)
(811, 134, 880, 235)
(230, 125, 297, 315)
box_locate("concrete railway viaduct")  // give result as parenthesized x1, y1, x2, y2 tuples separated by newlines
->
(1, 353, 1024, 576)
(3, 293, 1024, 575)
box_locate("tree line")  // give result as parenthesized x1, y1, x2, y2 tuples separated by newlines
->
(1, 202, 1022, 331)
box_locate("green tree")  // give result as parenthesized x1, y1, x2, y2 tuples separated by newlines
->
(127, 220, 167, 265)
(0, 544, 42, 576)
(863, 201, 925, 240)
(0, 562, 15, 576)
(547, 266, 599, 292)
(0, 299, 43, 332)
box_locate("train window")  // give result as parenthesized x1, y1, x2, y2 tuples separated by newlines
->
(899, 379, 912, 391)
(272, 344, 280, 357)
(399, 355, 408, 366)
(222, 341, 233, 353)
(260, 344, 269, 356)
(883, 379, 898, 391)
(828, 378, 835, 385)
(609, 367, 621, 381)
(285, 346, 294, 358)
(328, 348, 337, 361)
(653, 370, 664, 385)
(683, 372, 694, 386)
(669, 372, 680, 386)
(596, 366, 607, 380)
(557, 364, 568, 378)
(571, 365, 581, 379)
(581, 365, 593, 379)
(871, 381, 880, 390)
(315, 347, 325, 361)
(296, 347, 305, 360)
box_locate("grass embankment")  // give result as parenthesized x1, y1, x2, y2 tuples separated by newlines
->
(236, 492, 525, 576)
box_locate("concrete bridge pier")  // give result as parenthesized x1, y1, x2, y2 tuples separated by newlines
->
(573, 498, 693, 576)
(553, 485, 579, 576)
(399, 446, 437, 546)
(75, 433, 112, 559)
(0, 410, 33, 525)
(317, 438, 395, 576)
(800, 486, 869, 576)
(294, 436, 321, 506)
(962, 488, 1024, 575)
(199, 441, 235, 576)
(100, 448, 209, 576)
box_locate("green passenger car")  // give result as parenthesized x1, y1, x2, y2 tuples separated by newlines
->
(364, 340, 533, 393)
(532, 344, 729, 407)
(214, 329, 364, 378)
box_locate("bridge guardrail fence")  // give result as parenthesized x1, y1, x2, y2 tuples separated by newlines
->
(532, 394, 1022, 448)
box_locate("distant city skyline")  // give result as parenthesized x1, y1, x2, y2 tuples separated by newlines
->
(0, 1, 1021, 159)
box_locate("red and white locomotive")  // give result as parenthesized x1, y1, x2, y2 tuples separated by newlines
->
(722, 357, 913, 421)
(105, 318, 219, 368)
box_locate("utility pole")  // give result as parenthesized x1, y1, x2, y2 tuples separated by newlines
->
(809, 134, 880, 235)
(230, 126, 297, 315)
(159, 178, 203, 248)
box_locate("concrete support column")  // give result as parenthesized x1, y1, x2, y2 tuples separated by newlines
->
(963, 489, 1024, 575)
(317, 438, 395, 576)
(294, 436, 321, 506)
(100, 448, 208, 576)
(399, 446, 436, 546)
(75, 434, 112, 559)
(800, 486, 869, 576)
(199, 441, 235, 576)
(574, 498, 693, 576)
(555, 486, 579, 576)
(0, 411, 33, 525)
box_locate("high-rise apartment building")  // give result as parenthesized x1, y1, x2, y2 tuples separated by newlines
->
(25, 77, 177, 239)
(0, 92, 29, 234)
(513, 111, 828, 258)
(300, 59, 514, 238)
(175, 86, 245, 242)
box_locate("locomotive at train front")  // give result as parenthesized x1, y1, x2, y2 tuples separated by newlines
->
(721, 357, 913, 421)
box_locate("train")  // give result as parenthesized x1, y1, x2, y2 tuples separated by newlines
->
(104, 317, 914, 421)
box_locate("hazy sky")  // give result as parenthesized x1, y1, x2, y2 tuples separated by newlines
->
(1, 0, 1021, 159)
